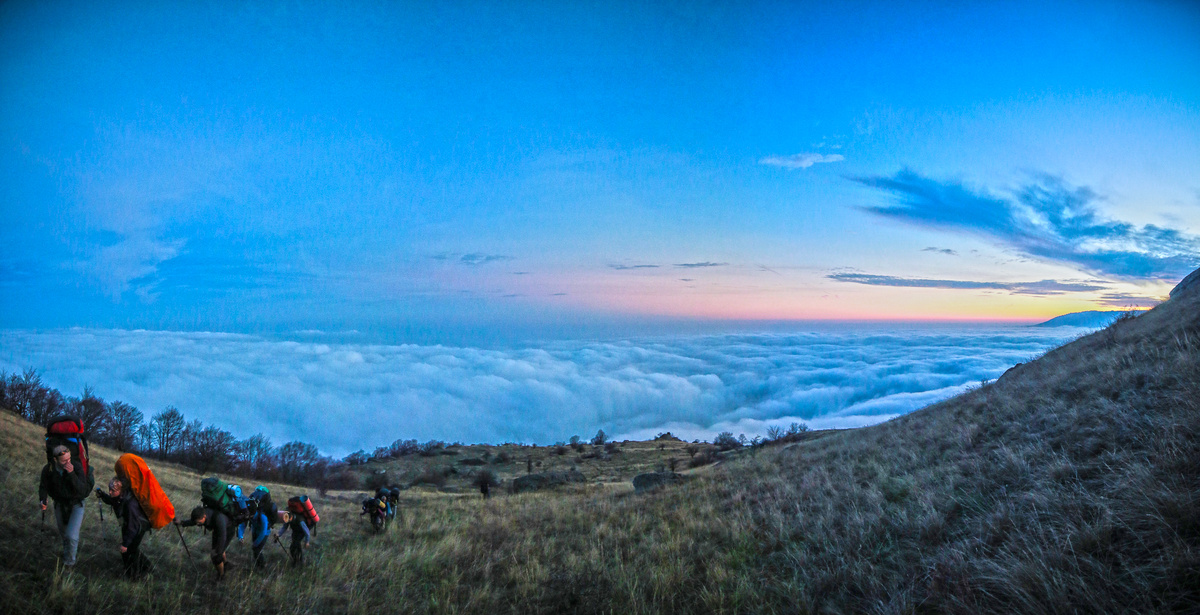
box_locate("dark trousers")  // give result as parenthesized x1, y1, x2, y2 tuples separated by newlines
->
(289, 540, 304, 566)
(122, 529, 150, 577)
(252, 542, 266, 568)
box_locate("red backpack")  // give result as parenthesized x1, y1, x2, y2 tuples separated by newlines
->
(45, 415, 89, 476)
(287, 495, 320, 527)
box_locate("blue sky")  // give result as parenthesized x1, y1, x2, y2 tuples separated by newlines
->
(3, 0, 1199, 340)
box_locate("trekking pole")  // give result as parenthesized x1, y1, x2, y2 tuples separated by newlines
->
(41, 508, 46, 527)
(174, 522, 192, 558)
(98, 498, 104, 522)
(273, 534, 289, 558)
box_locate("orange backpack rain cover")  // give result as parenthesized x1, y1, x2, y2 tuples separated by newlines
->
(115, 453, 175, 529)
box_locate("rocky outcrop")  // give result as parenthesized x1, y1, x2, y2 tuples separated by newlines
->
(632, 471, 683, 493)
(511, 469, 586, 494)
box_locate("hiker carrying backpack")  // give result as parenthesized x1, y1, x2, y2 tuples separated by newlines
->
(176, 504, 235, 580)
(274, 510, 310, 566)
(114, 453, 175, 529)
(241, 486, 276, 569)
(286, 495, 320, 536)
(96, 476, 152, 577)
(38, 415, 95, 568)
(361, 497, 387, 532)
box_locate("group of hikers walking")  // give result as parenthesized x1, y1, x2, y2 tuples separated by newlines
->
(176, 480, 318, 578)
(361, 486, 401, 532)
(36, 414, 319, 579)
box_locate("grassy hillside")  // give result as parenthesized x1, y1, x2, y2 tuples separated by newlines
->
(341, 431, 810, 493)
(2, 284, 1197, 614)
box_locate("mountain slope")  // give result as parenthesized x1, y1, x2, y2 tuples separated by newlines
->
(1, 271, 1197, 614)
(728, 274, 1200, 612)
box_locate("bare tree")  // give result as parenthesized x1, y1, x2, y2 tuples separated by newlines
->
(192, 425, 237, 473)
(344, 450, 369, 465)
(178, 419, 205, 465)
(105, 400, 144, 451)
(75, 385, 109, 435)
(32, 388, 68, 426)
(277, 441, 321, 484)
(234, 433, 275, 477)
(150, 406, 186, 458)
(5, 368, 43, 421)
(390, 438, 419, 457)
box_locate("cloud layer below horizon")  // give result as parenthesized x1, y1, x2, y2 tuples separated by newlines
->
(0, 326, 1085, 457)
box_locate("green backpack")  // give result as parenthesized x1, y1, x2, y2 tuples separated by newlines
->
(200, 477, 233, 514)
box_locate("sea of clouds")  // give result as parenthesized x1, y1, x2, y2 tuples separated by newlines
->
(0, 325, 1088, 457)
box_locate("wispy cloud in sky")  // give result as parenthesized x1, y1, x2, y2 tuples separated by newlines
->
(922, 247, 958, 256)
(829, 272, 1107, 296)
(432, 253, 512, 266)
(674, 262, 728, 269)
(759, 153, 845, 169)
(1, 326, 1084, 456)
(1098, 292, 1164, 307)
(856, 171, 1200, 280)
(608, 264, 660, 270)
(72, 236, 187, 300)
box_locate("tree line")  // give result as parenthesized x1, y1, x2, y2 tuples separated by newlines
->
(0, 368, 358, 492)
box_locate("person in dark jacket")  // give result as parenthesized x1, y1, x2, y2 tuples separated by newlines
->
(38, 444, 94, 568)
(177, 506, 235, 579)
(274, 511, 310, 567)
(96, 477, 151, 577)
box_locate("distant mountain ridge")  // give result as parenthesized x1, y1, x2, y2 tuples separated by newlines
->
(1035, 309, 1146, 328)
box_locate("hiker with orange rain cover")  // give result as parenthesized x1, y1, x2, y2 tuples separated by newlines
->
(38, 442, 94, 569)
(96, 477, 151, 577)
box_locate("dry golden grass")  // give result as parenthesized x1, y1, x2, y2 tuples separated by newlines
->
(2, 288, 1197, 613)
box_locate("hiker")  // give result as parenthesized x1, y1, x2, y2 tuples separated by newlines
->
(480, 479, 490, 499)
(177, 506, 235, 579)
(275, 510, 310, 566)
(361, 496, 387, 532)
(241, 486, 277, 569)
(240, 505, 272, 569)
(95, 477, 151, 577)
(38, 443, 94, 569)
(286, 495, 320, 537)
(376, 487, 395, 522)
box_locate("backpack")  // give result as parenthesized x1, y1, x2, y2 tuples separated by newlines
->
(228, 491, 256, 524)
(249, 487, 277, 527)
(45, 415, 95, 495)
(287, 495, 320, 527)
(200, 477, 232, 512)
(115, 453, 175, 529)
(200, 477, 257, 524)
(362, 497, 385, 515)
